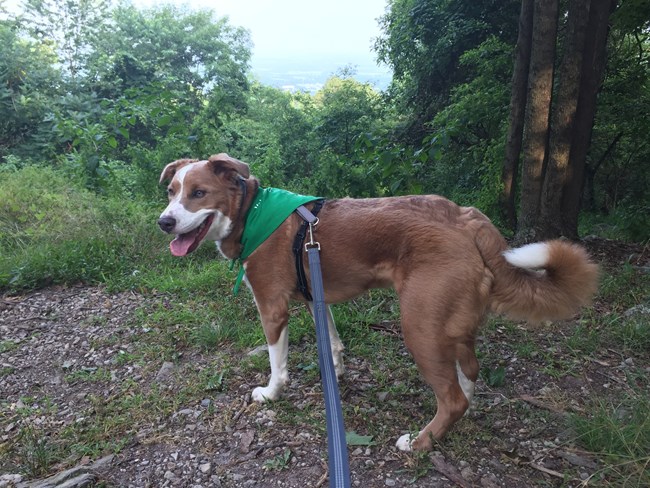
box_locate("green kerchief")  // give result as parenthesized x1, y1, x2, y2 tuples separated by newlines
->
(232, 187, 320, 295)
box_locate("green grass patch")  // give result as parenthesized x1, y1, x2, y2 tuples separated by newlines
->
(572, 390, 650, 487)
(0, 341, 19, 354)
(0, 165, 174, 292)
(16, 426, 61, 477)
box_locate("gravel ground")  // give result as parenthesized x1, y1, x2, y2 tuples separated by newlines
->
(1, 238, 648, 487)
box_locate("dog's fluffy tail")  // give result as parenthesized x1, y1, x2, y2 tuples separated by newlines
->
(475, 226, 599, 323)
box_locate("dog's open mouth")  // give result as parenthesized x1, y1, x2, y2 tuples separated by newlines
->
(170, 214, 215, 257)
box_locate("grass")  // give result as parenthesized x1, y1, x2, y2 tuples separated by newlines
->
(572, 391, 650, 487)
(1, 165, 649, 484)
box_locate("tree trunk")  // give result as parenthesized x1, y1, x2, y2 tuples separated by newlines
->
(560, 0, 617, 238)
(501, 0, 534, 231)
(517, 0, 559, 242)
(584, 131, 623, 211)
(537, 0, 591, 239)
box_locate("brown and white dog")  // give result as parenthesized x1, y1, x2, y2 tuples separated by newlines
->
(158, 153, 599, 451)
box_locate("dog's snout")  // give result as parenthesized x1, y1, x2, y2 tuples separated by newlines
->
(158, 216, 176, 233)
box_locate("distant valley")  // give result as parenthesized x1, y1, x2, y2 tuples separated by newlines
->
(250, 53, 392, 93)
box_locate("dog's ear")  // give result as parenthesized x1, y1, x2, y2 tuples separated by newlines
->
(159, 159, 197, 185)
(208, 153, 250, 179)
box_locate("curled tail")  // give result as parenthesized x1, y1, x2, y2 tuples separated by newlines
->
(475, 226, 599, 322)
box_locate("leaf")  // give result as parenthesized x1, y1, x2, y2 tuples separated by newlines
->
(158, 115, 172, 126)
(346, 431, 374, 446)
(481, 366, 506, 387)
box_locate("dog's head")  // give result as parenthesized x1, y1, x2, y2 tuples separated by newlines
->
(157, 153, 250, 256)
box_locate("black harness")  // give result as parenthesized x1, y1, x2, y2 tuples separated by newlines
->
(292, 199, 324, 301)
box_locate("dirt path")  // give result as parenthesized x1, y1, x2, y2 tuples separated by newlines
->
(1, 239, 648, 487)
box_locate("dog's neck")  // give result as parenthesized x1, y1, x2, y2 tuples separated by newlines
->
(217, 177, 260, 259)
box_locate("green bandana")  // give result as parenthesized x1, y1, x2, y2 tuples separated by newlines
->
(231, 187, 320, 295)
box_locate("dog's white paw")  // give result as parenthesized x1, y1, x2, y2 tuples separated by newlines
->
(334, 360, 345, 379)
(396, 433, 414, 452)
(252, 386, 278, 403)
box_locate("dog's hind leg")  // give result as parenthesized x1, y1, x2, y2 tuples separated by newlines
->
(308, 303, 345, 378)
(395, 286, 480, 451)
(252, 300, 290, 403)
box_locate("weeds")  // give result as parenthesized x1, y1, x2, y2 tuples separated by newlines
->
(263, 449, 292, 471)
(17, 426, 58, 477)
(572, 390, 650, 487)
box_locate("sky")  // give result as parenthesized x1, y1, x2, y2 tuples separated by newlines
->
(140, 0, 389, 61)
(4, 0, 392, 89)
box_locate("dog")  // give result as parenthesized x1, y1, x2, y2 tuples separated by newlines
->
(157, 153, 599, 451)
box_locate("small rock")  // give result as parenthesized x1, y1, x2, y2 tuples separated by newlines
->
(385, 478, 396, 487)
(164, 470, 177, 480)
(624, 304, 650, 316)
(155, 362, 175, 383)
(90, 454, 115, 471)
(480, 473, 500, 488)
(351, 447, 363, 456)
(377, 391, 390, 402)
(0, 474, 23, 486)
(247, 344, 268, 356)
(201, 399, 212, 408)
(461, 467, 475, 480)
(199, 463, 211, 474)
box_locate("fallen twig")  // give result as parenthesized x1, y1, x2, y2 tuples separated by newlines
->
(431, 455, 472, 488)
(529, 462, 565, 479)
(518, 394, 568, 416)
(231, 393, 251, 423)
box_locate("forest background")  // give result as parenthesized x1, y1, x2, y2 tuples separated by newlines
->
(0, 0, 650, 288)
(0, 0, 648, 288)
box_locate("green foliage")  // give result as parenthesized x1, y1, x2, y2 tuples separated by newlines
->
(480, 366, 506, 387)
(0, 17, 60, 159)
(263, 449, 292, 471)
(345, 431, 375, 446)
(376, 0, 520, 140)
(0, 165, 167, 291)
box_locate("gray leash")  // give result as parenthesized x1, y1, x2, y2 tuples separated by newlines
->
(297, 205, 351, 488)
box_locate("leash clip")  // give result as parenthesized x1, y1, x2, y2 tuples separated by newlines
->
(305, 221, 320, 251)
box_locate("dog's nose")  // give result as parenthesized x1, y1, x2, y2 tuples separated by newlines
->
(158, 216, 176, 233)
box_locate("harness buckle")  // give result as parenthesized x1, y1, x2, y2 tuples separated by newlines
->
(305, 222, 320, 251)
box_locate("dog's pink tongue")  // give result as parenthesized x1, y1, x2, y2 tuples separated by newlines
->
(170, 232, 196, 257)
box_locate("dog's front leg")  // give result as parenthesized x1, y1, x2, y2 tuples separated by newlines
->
(252, 305, 290, 403)
(308, 303, 345, 378)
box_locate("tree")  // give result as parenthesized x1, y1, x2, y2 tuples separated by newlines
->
(517, 0, 559, 240)
(0, 16, 61, 159)
(376, 0, 521, 144)
(89, 4, 251, 105)
(507, 0, 617, 241)
(22, 0, 111, 83)
(556, 0, 617, 238)
(501, 0, 533, 230)
(315, 72, 381, 157)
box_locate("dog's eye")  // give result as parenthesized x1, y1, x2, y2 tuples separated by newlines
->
(167, 188, 174, 197)
(191, 189, 206, 198)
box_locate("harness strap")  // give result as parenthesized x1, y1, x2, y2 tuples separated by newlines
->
(293, 200, 324, 301)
